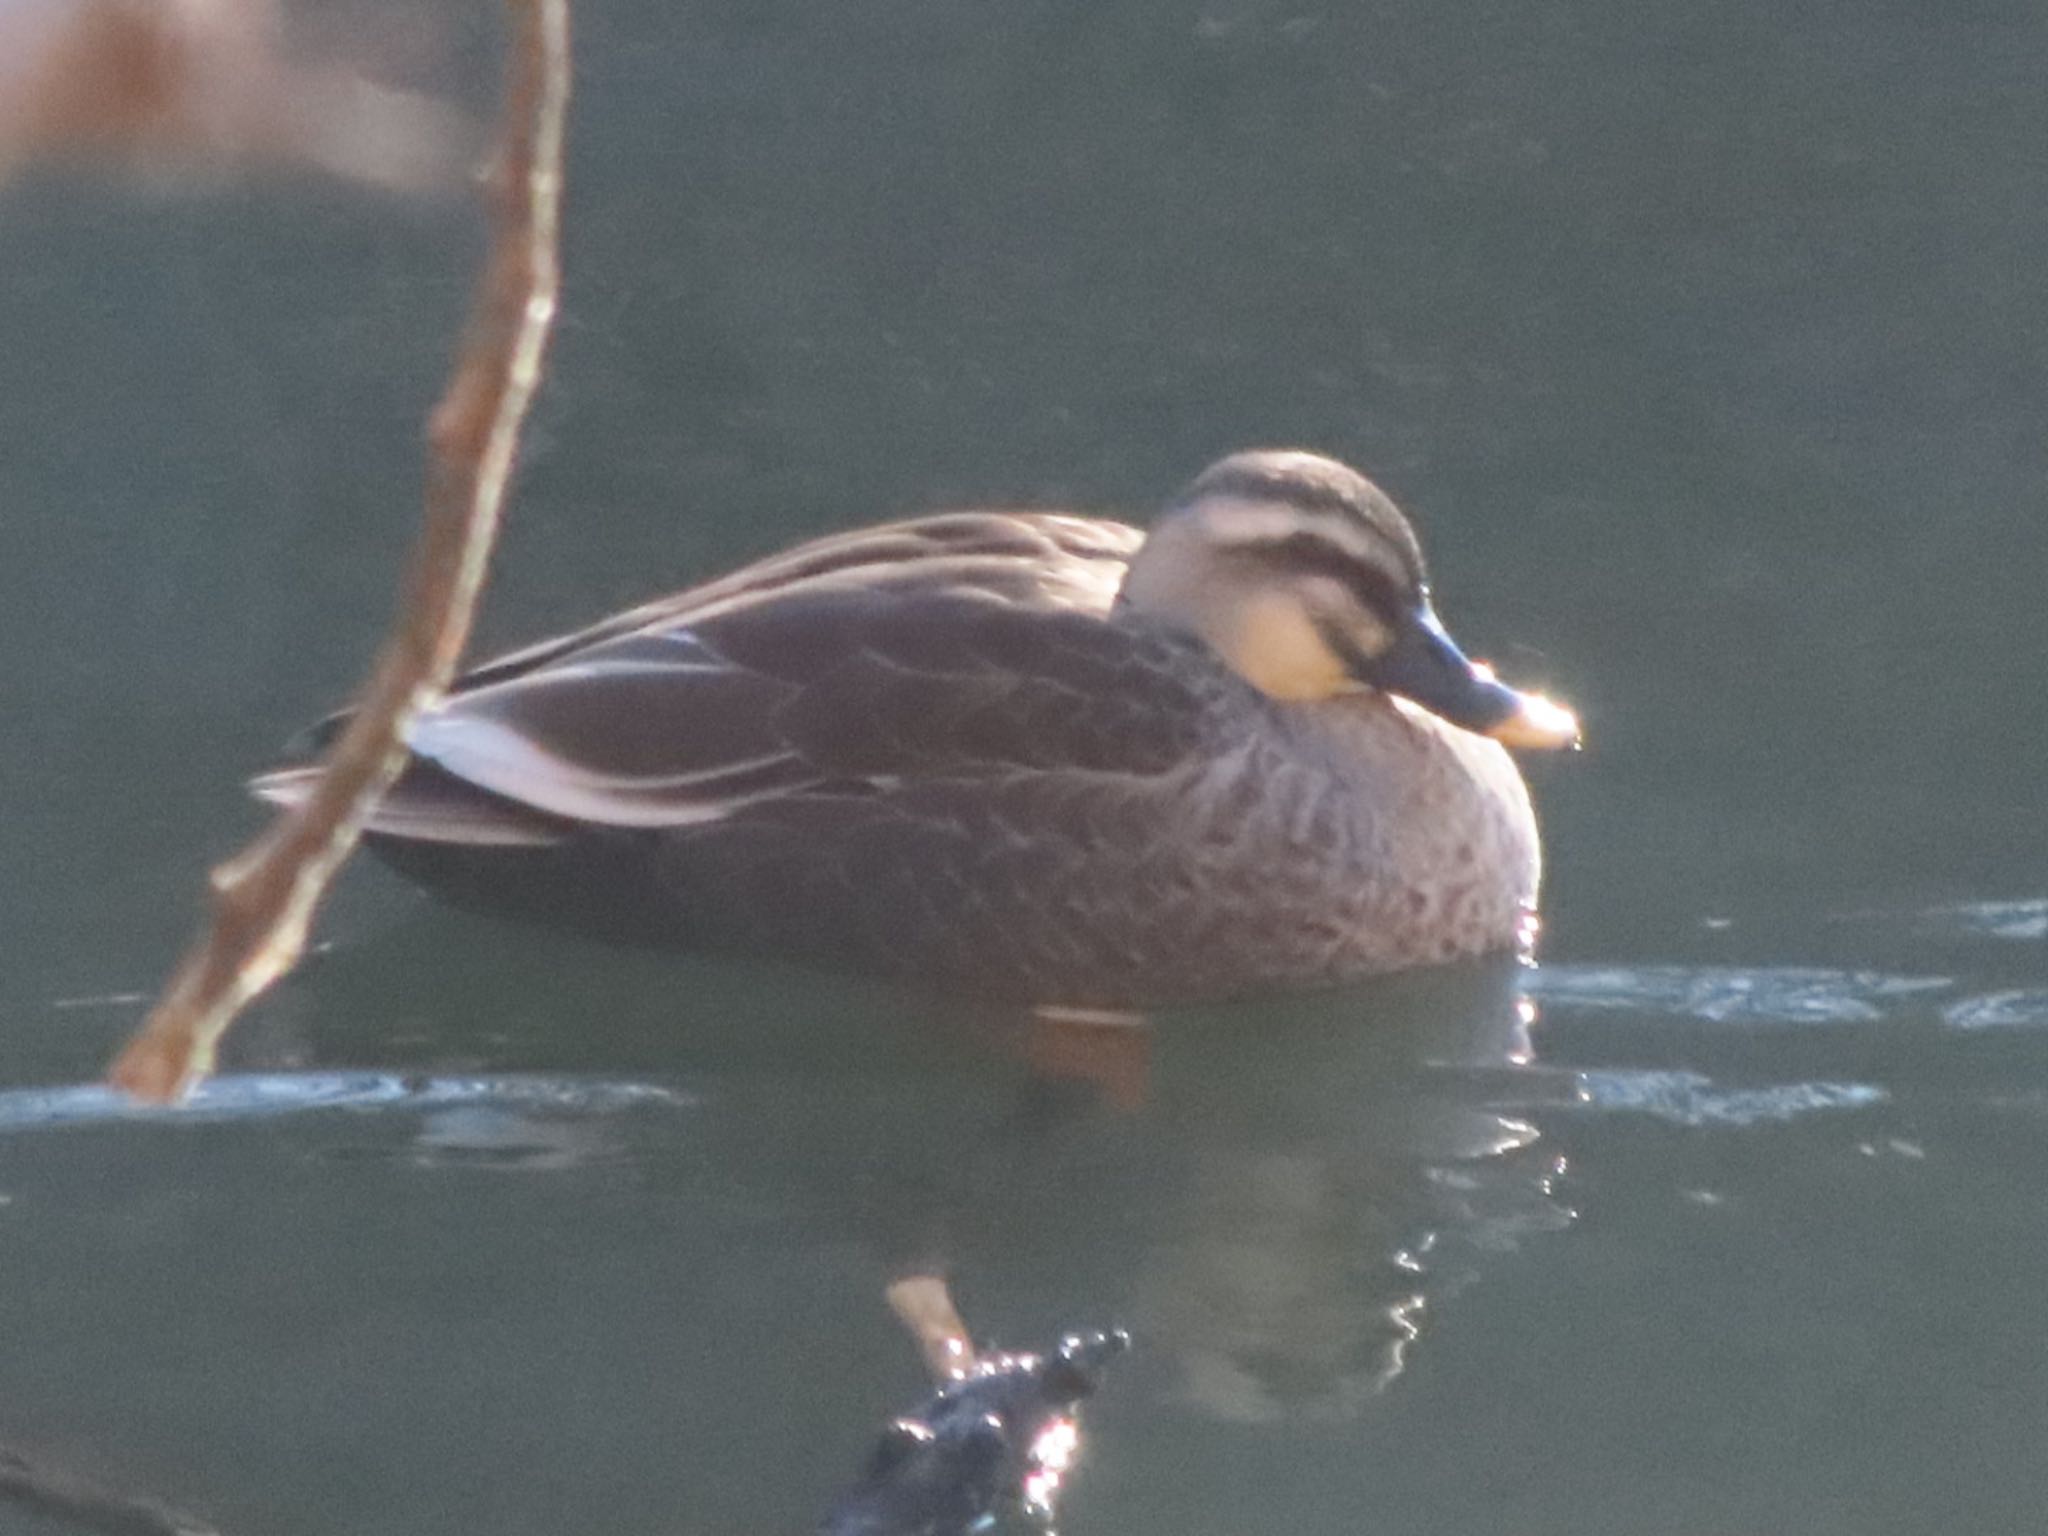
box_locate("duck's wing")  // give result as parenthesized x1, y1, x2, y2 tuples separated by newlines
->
(285, 512, 1140, 750)
(389, 582, 1228, 835)
(258, 512, 1219, 842)
(445, 511, 1140, 696)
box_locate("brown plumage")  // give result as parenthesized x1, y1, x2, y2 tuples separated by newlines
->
(256, 451, 1578, 1006)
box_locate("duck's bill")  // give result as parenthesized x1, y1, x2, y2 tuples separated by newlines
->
(1370, 606, 1582, 751)
(1473, 675, 1581, 751)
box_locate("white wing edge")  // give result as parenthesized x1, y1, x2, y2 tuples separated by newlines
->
(249, 765, 569, 848)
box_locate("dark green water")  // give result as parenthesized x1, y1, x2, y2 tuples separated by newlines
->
(3, 1, 2046, 1531)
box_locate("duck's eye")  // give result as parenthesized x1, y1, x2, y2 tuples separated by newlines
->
(1267, 568, 1398, 678)
(1226, 533, 1412, 657)
(1310, 584, 1396, 665)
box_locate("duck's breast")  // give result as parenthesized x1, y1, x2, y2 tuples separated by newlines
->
(1256, 695, 1542, 973)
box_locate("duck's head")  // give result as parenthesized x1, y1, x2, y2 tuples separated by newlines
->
(1117, 450, 1579, 749)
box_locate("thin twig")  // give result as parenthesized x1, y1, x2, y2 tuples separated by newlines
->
(108, 0, 570, 1103)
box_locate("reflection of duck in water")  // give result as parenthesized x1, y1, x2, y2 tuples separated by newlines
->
(831, 964, 1575, 1427)
(257, 451, 1577, 1006)
(278, 930, 1572, 1429)
(1131, 964, 1574, 1421)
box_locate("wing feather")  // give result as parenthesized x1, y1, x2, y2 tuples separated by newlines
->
(395, 590, 1227, 832)
(284, 511, 1221, 842)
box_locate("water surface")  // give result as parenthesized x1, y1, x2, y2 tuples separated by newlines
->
(2, 1, 2045, 1531)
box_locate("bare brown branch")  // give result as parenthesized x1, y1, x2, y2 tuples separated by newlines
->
(107, 0, 570, 1103)
(885, 1274, 977, 1382)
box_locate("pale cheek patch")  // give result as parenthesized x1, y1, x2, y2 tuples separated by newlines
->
(1217, 589, 1353, 700)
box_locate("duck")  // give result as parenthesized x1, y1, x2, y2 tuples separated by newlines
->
(254, 450, 1579, 1007)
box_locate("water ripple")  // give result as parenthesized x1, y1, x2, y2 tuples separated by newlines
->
(1940, 991, 2048, 1031)
(1569, 1070, 1889, 1127)
(1920, 900, 2048, 942)
(1531, 965, 1951, 1025)
(0, 1073, 695, 1133)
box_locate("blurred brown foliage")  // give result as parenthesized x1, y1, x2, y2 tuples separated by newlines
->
(0, 0, 471, 190)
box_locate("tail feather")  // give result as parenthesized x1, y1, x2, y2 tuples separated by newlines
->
(249, 763, 568, 848)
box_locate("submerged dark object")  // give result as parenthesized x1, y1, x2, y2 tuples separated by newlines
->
(821, 1329, 1128, 1536)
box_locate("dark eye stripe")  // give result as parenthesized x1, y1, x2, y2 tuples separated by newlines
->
(1225, 530, 1412, 616)
(1177, 461, 1430, 588)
